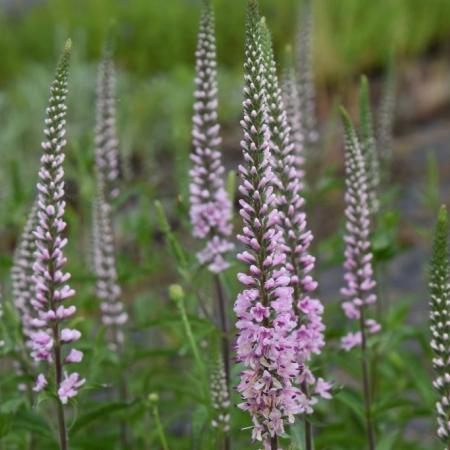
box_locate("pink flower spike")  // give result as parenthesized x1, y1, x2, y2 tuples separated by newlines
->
(188, 1, 234, 273)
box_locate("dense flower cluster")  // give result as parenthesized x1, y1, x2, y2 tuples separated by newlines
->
(429, 206, 450, 444)
(295, 0, 318, 146)
(340, 110, 379, 351)
(189, 0, 234, 273)
(29, 40, 85, 402)
(234, 2, 315, 447)
(94, 48, 127, 347)
(260, 19, 329, 405)
(11, 203, 38, 344)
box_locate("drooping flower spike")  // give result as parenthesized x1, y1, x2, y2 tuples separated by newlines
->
(11, 202, 38, 345)
(234, 2, 307, 447)
(359, 76, 380, 216)
(295, 0, 318, 146)
(260, 17, 329, 404)
(429, 205, 450, 446)
(30, 40, 85, 412)
(189, 0, 234, 273)
(94, 45, 127, 349)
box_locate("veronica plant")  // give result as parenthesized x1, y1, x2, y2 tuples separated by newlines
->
(281, 51, 305, 189)
(29, 40, 84, 450)
(209, 345, 231, 434)
(429, 205, 450, 447)
(359, 76, 380, 217)
(11, 202, 38, 346)
(234, 2, 307, 448)
(295, 0, 318, 147)
(94, 45, 127, 349)
(377, 57, 396, 178)
(95, 42, 120, 202)
(340, 108, 379, 450)
(189, 0, 234, 416)
(189, 0, 233, 274)
(260, 19, 330, 450)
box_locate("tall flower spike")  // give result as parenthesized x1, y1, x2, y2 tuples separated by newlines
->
(281, 50, 305, 188)
(429, 205, 450, 446)
(189, 0, 234, 273)
(260, 17, 328, 390)
(234, 3, 304, 448)
(359, 76, 380, 216)
(11, 202, 38, 344)
(340, 108, 379, 348)
(94, 45, 127, 349)
(340, 108, 377, 450)
(31, 40, 85, 421)
(295, 0, 318, 146)
(95, 41, 120, 201)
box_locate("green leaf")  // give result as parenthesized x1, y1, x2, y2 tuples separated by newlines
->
(71, 401, 133, 434)
(191, 404, 209, 449)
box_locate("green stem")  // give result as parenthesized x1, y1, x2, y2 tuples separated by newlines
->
(301, 381, 313, 450)
(52, 327, 68, 450)
(359, 308, 376, 450)
(270, 435, 278, 450)
(214, 275, 230, 387)
(177, 296, 203, 372)
(151, 402, 169, 450)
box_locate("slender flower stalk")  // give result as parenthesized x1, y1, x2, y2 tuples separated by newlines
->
(377, 57, 396, 176)
(260, 19, 330, 450)
(11, 203, 38, 345)
(234, 2, 309, 448)
(281, 52, 305, 189)
(189, 0, 234, 274)
(94, 43, 130, 448)
(95, 42, 120, 202)
(30, 39, 84, 450)
(429, 205, 450, 447)
(148, 393, 170, 450)
(190, 4, 234, 437)
(359, 76, 380, 216)
(210, 346, 231, 435)
(295, 0, 318, 147)
(94, 43, 127, 347)
(340, 108, 378, 450)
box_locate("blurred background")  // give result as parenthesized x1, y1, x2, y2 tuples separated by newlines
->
(0, 0, 449, 300)
(0, 0, 450, 448)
